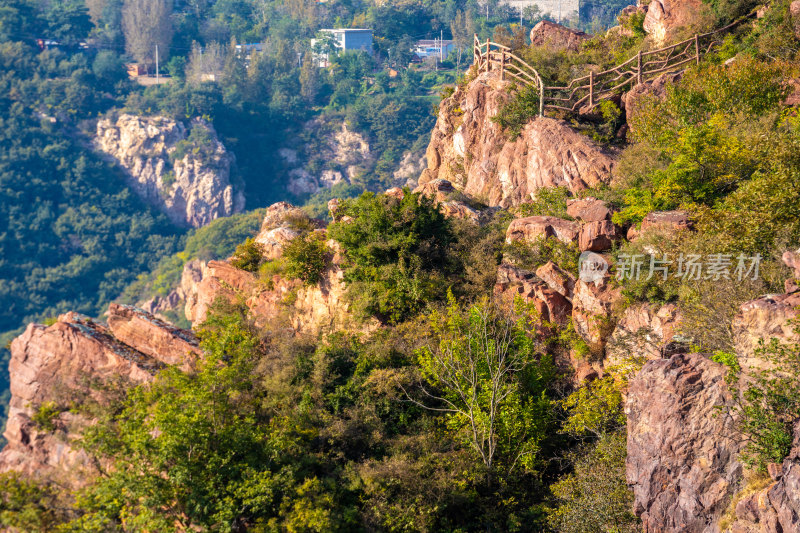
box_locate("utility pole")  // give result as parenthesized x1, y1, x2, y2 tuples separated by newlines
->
(440, 30, 444, 61)
(155, 44, 159, 84)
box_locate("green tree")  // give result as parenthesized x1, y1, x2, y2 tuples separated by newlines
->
(413, 295, 555, 484)
(327, 191, 453, 323)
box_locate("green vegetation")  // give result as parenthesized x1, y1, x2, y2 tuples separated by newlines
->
(718, 335, 800, 470)
(283, 232, 329, 286)
(230, 238, 266, 272)
(328, 191, 454, 323)
(31, 401, 61, 432)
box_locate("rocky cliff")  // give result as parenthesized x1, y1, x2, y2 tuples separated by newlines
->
(0, 304, 199, 487)
(419, 70, 617, 207)
(95, 114, 245, 228)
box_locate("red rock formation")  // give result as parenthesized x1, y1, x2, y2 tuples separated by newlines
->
(529, 20, 590, 51)
(606, 302, 683, 366)
(572, 276, 622, 346)
(0, 308, 199, 486)
(494, 263, 572, 327)
(626, 353, 743, 533)
(642, 0, 710, 45)
(535, 261, 576, 302)
(506, 216, 581, 246)
(107, 303, 200, 371)
(419, 71, 617, 207)
(578, 220, 620, 252)
(566, 197, 613, 222)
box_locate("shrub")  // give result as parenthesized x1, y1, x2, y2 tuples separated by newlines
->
(515, 187, 572, 219)
(492, 85, 541, 139)
(230, 237, 265, 272)
(327, 191, 453, 323)
(283, 233, 329, 286)
(721, 333, 800, 470)
(503, 236, 581, 276)
(32, 401, 60, 432)
(547, 431, 640, 533)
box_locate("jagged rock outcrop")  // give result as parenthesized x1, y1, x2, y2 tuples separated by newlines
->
(183, 202, 361, 335)
(0, 307, 199, 486)
(280, 120, 374, 196)
(419, 70, 617, 207)
(95, 114, 244, 228)
(606, 303, 683, 366)
(494, 263, 572, 326)
(529, 20, 590, 51)
(642, 0, 709, 45)
(506, 216, 581, 245)
(139, 258, 205, 321)
(627, 353, 743, 533)
(572, 276, 622, 346)
(622, 71, 683, 124)
(393, 150, 427, 188)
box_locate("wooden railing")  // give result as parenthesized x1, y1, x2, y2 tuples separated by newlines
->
(472, 13, 755, 116)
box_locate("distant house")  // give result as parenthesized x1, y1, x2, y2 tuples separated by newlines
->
(235, 43, 264, 68)
(414, 39, 455, 60)
(127, 63, 149, 77)
(311, 28, 373, 67)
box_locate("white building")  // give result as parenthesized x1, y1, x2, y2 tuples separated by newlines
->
(414, 39, 455, 60)
(311, 28, 374, 67)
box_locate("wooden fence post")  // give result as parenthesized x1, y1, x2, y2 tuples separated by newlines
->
(694, 34, 700, 65)
(637, 50, 642, 85)
(486, 39, 491, 72)
(500, 50, 505, 80)
(589, 70, 594, 108)
(539, 83, 544, 116)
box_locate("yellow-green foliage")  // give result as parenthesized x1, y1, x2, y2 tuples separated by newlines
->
(32, 401, 61, 432)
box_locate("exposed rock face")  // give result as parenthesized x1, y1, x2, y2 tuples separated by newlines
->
(280, 120, 374, 196)
(566, 197, 613, 222)
(626, 353, 743, 533)
(0, 307, 199, 486)
(494, 263, 572, 326)
(642, 0, 708, 45)
(606, 303, 683, 366)
(393, 150, 427, 188)
(622, 71, 683, 124)
(529, 20, 590, 51)
(535, 261, 576, 301)
(415, 178, 457, 202)
(95, 114, 244, 228)
(732, 291, 800, 375)
(578, 219, 620, 252)
(506, 216, 581, 245)
(572, 276, 622, 346)
(420, 71, 617, 207)
(107, 303, 200, 371)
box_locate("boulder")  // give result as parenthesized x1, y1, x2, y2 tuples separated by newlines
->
(578, 219, 619, 252)
(106, 303, 200, 371)
(606, 303, 683, 366)
(626, 353, 743, 533)
(642, 0, 709, 45)
(384, 187, 406, 200)
(506, 216, 580, 245)
(535, 261, 576, 301)
(254, 227, 300, 261)
(439, 200, 481, 221)
(414, 178, 456, 203)
(529, 20, 590, 52)
(622, 71, 683, 124)
(640, 210, 693, 233)
(732, 291, 800, 374)
(566, 197, 613, 222)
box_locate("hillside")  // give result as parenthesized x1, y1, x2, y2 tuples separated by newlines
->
(4, 0, 800, 531)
